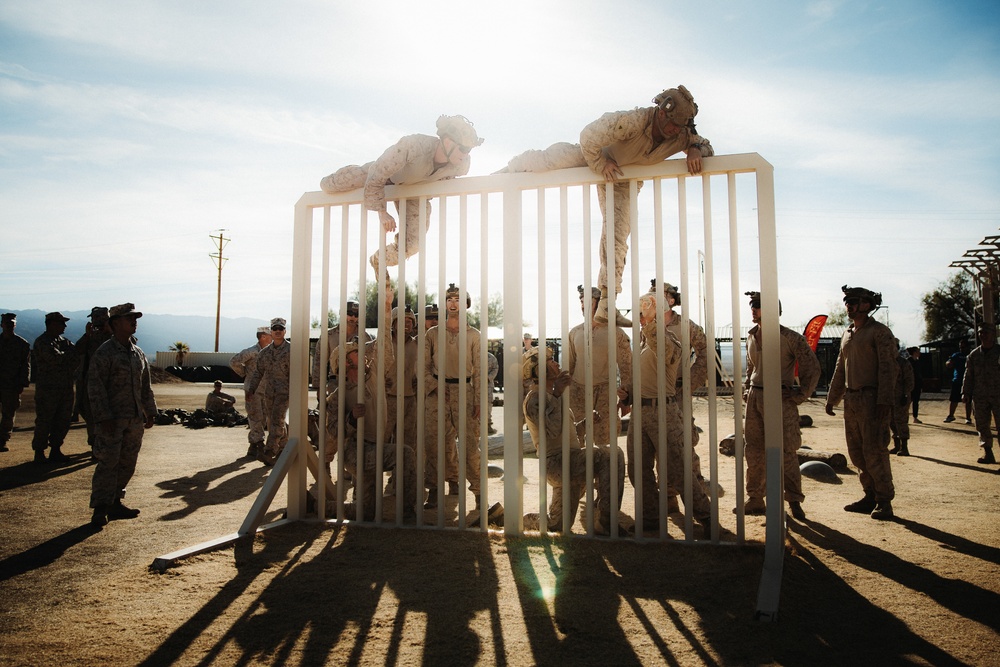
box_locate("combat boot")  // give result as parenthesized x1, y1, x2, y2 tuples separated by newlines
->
(871, 501, 894, 520)
(108, 500, 141, 520)
(844, 493, 877, 513)
(888, 436, 900, 455)
(49, 447, 69, 464)
(424, 487, 438, 509)
(743, 497, 766, 515)
(594, 296, 610, 324)
(788, 501, 806, 520)
(90, 505, 109, 528)
(613, 309, 632, 327)
(897, 439, 909, 456)
(978, 448, 997, 464)
(33, 449, 47, 464)
(447, 481, 460, 496)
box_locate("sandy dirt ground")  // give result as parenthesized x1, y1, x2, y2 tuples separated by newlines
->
(0, 381, 998, 666)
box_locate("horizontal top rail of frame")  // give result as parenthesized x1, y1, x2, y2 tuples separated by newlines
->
(295, 153, 771, 209)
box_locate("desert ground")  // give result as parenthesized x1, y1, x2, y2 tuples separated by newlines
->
(0, 380, 998, 666)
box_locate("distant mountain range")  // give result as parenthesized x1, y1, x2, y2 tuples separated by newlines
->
(1, 309, 272, 355)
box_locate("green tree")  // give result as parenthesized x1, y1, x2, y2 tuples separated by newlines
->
(921, 272, 977, 342)
(361, 279, 437, 328)
(169, 341, 190, 366)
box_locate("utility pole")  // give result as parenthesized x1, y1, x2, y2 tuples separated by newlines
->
(209, 231, 230, 352)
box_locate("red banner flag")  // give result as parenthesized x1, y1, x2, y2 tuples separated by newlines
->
(803, 314, 828, 352)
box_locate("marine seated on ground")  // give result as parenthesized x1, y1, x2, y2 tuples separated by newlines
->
(205, 380, 237, 415)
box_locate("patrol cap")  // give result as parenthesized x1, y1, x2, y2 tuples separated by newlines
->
(652, 86, 698, 125)
(109, 303, 142, 319)
(270, 317, 286, 330)
(213, 380, 223, 387)
(436, 115, 484, 150)
(425, 304, 439, 319)
(521, 345, 554, 382)
(841, 285, 882, 308)
(346, 300, 360, 317)
(391, 306, 415, 323)
(2, 313, 16, 323)
(648, 278, 681, 306)
(256, 326, 270, 336)
(89, 306, 109, 322)
(578, 284, 601, 300)
(45, 311, 70, 323)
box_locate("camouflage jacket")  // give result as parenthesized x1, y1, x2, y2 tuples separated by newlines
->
(962, 343, 1000, 399)
(32, 332, 78, 388)
(364, 134, 470, 213)
(231, 342, 268, 393)
(248, 341, 291, 398)
(744, 323, 822, 404)
(566, 321, 632, 388)
(580, 106, 714, 177)
(0, 333, 31, 389)
(88, 337, 157, 422)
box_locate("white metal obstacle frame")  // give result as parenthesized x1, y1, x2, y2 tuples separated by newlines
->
(154, 153, 786, 619)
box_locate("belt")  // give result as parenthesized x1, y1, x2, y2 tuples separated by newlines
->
(435, 375, 471, 384)
(846, 386, 876, 393)
(641, 396, 675, 406)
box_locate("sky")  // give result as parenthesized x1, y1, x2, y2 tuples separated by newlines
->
(1, 0, 999, 348)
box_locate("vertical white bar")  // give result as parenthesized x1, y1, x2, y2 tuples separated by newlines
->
(581, 185, 596, 537)
(503, 186, 523, 535)
(318, 206, 332, 520)
(677, 177, 693, 540)
(755, 160, 784, 620)
(416, 197, 428, 526)
(435, 198, 447, 528)
(395, 200, 407, 524)
(536, 188, 548, 534)
(458, 194, 469, 527)
(479, 193, 490, 526)
(702, 174, 719, 541)
(652, 179, 666, 540)
(356, 206, 368, 521)
(287, 200, 313, 520)
(559, 186, 571, 536)
(335, 206, 350, 522)
(728, 172, 746, 543)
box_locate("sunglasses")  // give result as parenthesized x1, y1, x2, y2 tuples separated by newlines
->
(844, 297, 861, 306)
(271, 326, 286, 331)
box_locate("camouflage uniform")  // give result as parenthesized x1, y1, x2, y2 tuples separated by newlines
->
(0, 323, 31, 448)
(523, 385, 624, 533)
(385, 331, 419, 447)
(743, 324, 821, 504)
(320, 117, 481, 272)
(31, 328, 79, 455)
(75, 319, 112, 447)
(890, 353, 915, 448)
(961, 342, 1000, 458)
(627, 319, 711, 527)
(312, 324, 372, 398)
(580, 105, 713, 296)
(566, 321, 632, 444)
(230, 340, 273, 450)
(828, 318, 898, 503)
(205, 389, 236, 414)
(325, 337, 416, 521)
(664, 312, 709, 499)
(424, 325, 482, 495)
(88, 335, 157, 509)
(248, 341, 290, 458)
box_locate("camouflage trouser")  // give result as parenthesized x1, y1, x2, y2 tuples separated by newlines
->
(264, 393, 289, 455)
(318, 163, 432, 270)
(743, 387, 804, 503)
(246, 389, 272, 446)
(386, 393, 418, 447)
(1, 388, 21, 444)
(77, 381, 97, 447)
(424, 384, 481, 493)
(889, 398, 911, 441)
(32, 384, 74, 452)
(90, 416, 145, 508)
(542, 445, 624, 532)
(597, 180, 644, 294)
(843, 388, 894, 502)
(972, 396, 1000, 452)
(344, 440, 417, 521)
(569, 379, 622, 445)
(627, 399, 710, 523)
(666, 412, 702, 497)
